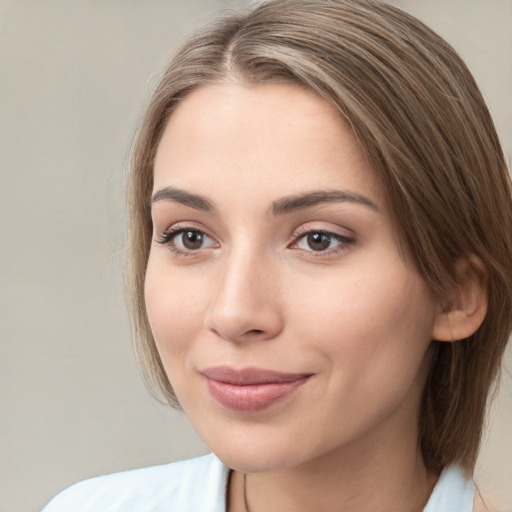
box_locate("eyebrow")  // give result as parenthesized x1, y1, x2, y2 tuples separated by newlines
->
(270, 190, 380, 215)
(151, 186, 379, 215)
(151, 186, 215, 212)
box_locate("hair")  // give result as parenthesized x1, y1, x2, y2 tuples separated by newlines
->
(126, 0, 512, 474)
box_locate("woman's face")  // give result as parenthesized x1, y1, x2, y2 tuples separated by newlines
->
(145, 82, 441, 473)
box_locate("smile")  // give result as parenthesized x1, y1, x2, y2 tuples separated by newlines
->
(201, 366, 312, 412)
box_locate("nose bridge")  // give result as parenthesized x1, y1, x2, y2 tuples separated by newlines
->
(206, 242, 283, 342)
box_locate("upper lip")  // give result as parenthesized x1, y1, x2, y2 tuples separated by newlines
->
(201, 366, 312, 385)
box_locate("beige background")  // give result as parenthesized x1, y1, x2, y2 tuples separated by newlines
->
(0, 1, 510, 511)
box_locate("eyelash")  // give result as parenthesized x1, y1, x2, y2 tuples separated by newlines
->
(156, 225, 217, 257)
(156, 225, 354, 258)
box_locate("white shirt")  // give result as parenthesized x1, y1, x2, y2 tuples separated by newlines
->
(41, 453, 475, 512)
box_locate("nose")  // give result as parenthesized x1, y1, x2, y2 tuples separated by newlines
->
(205, 249, 284, 343)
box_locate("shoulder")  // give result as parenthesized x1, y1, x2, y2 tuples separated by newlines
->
(41, 453, 229, 512)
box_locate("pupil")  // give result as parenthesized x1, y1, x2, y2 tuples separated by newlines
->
(307, 232, 331, 251)
(183, 231, 203, 250)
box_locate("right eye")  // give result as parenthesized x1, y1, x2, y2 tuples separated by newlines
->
(157, 228, 217, 255)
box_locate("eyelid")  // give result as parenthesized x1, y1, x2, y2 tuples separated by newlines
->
(292, 222, 354, 241)
(155, 220, 212, 240)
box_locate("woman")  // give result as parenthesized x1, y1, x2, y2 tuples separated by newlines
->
(42, 0, 512, 510)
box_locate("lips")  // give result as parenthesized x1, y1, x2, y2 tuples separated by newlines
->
(201, 366, 311, 412)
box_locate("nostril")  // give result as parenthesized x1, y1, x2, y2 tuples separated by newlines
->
(248, 329, 264, 335)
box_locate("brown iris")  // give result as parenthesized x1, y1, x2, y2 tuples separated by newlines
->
(307, 232, 332, 251)
(181, 230, 205, 250)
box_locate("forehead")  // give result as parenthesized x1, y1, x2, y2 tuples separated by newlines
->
(153, 82, 385, 211)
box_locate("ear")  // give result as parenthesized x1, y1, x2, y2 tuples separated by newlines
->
(432, 256, 488, 342)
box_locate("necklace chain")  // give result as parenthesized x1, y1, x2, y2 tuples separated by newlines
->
(243, 472, 251, 512)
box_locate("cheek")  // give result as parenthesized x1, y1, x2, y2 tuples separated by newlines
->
(288, 266, 437, 441)
(144, 257, 207, 361)
(290, 261, 437, 384)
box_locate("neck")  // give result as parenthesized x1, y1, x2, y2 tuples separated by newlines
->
(228, 411, 438, 512)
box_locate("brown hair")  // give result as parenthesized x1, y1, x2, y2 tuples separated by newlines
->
(126, 0, 512, 473)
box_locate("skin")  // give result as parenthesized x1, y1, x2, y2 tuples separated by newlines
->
(145, 82, 446, 511)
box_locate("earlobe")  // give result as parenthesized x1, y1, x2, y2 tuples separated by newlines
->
(432, 257, 488, 342)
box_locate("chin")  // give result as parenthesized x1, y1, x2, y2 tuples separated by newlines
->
(215, 445, 301, 474)
(196, 424, 316, 473)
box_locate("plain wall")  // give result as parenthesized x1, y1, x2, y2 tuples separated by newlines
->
(0, 1, 510, 511)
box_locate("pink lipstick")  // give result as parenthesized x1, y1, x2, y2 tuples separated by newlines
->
(201, 366, 311, 412)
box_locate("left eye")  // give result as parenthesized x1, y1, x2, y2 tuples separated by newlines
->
(295, 231, 348, 252)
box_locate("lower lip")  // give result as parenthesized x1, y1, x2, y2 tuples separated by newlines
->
(205, 377, 309, 412)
